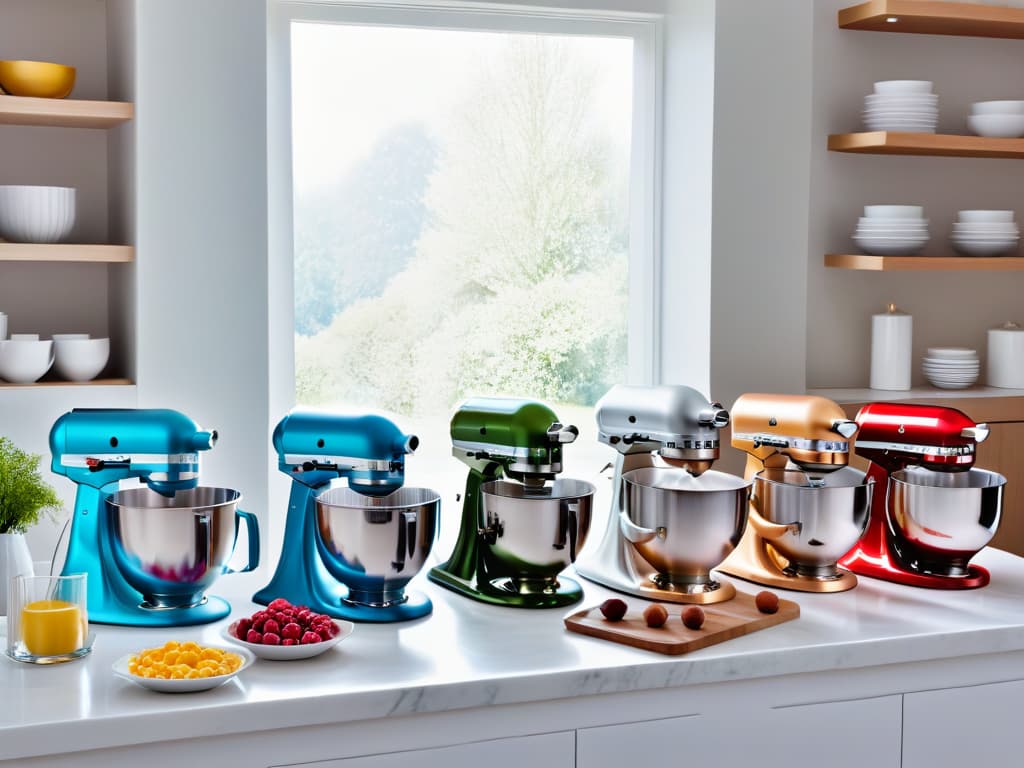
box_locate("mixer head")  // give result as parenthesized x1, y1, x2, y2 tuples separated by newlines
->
(450, 397, 577, 485)
(854, 402, 987, 473)
(595, 384, 729, 476)
(273, 410, 417, 496)
(731, 393, 857, 474)
(50, 409, 217, 495)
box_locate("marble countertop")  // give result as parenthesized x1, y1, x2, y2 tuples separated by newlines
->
(4, 548, 1024, 761)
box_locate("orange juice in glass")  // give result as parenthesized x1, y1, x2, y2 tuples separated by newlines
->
(7, 573, 90, 663)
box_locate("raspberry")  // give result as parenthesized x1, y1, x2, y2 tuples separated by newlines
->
(235, 618, 252, 639)
(296, 610, 312, 624)
(327, 622, 340, 638)
(282, 638, 297, 646)
(282, 622, 301, 640)
(301, 631, 322, 645)
(246, 629, 263, 644)
(264, 619, 281, 636)
(268, 598, 292, 611)
(263, 632, 281, 645)
(252, 618, 265, 632)
(317, 627, 332, 641)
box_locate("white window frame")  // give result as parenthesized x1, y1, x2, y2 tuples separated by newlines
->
(267, 0, 664, 418)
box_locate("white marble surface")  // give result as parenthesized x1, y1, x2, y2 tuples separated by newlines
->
(4, 548, 1024, 761)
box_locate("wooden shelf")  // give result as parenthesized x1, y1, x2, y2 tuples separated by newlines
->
(826, 254, 1024, 270)
(839, 0, 1024, 39)
(0, 378, 133, 390)
(829, 131, 1024, 158)
(0, 244, 134, 263)
(0, 95, 133, 129)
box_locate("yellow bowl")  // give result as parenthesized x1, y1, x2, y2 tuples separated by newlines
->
(0, 60, 76, 99)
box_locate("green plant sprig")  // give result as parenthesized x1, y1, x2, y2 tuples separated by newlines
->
(0, 437, 62, 534)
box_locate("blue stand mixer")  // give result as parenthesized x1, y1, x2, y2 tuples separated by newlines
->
(253, 410, 439, 623)
(51, 408, 259, 627)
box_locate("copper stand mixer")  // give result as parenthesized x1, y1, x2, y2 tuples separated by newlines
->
(717, 393, 872, 593)
(840, 402, 1005, 589)
(574, 384, 748, 604)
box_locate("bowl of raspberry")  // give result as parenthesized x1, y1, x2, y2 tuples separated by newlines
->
(221, 598, 354, 660)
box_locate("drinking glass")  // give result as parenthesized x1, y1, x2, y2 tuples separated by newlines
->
(6, 573, 91, 664)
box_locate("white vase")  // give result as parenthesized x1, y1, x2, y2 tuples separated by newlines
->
(0, 532, 34, 616)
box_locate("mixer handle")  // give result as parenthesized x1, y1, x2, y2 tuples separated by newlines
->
(391, 510, 418, 572)
(223, 509, 260, 574)
(748, 496, 800, 540)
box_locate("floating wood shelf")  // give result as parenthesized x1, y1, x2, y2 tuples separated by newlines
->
(829, 131, 1024, 158)
(0, 378, 133, 390)
(0, 244, 134, 262)
(826, 254, 1024, 271)
(839, 0, 1024, 39)
(0, 95, 133, 129)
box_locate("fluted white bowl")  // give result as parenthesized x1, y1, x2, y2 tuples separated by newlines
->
(0, 185, 75, 243)
(53, 337, 109, 381)
(0, 339, 54, 383)
(968, 113, 1024, 138)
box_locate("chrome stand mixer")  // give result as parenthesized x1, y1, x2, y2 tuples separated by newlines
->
(254, 410, 440, 622)
(574, 384, 749, 604)
(428, 397, 595, 608)
(840, 402, 1005, 589)
(51, 408, 259, 626)
(717, 393, 872, 593)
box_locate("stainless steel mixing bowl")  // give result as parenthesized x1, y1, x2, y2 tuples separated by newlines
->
(479, 479, 594, 589)
(621, 468, 749, 586)
(889, 466, 1005, 576)
(315, 486, 440, 607)
(107, 486, 259, 608)
(752, 466, 871, 578)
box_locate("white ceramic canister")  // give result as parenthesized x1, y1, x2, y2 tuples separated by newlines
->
(0, 312, 6, 341)
(870, 303, 912, 391)
(988, 321, 1024, 388)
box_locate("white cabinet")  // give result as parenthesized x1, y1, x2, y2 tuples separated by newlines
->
(903, 680, 1024, 768)
(577, 697, 902, 768)
(271, 732, 575, 768)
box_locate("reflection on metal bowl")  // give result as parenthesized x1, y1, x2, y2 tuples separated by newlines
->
(315, 486, 440, 607)
(753, 467, 871, 577)
(479, 479, 594, 590)
(107, 487, 256, 608)
(622, 468, 749, 587)
(889, 467, 1005, 576)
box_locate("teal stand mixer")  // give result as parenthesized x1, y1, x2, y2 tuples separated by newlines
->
(254, 410, 439, 623)
(50, 408, 259, 627)
(428, 397, 595, 608)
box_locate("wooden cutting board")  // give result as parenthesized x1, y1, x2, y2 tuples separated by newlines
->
(564, 591, 799, 655)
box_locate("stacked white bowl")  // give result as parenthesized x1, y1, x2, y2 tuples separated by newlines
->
(0, 185, 75, 244)
(922, 347, 980, 390)
(951, 210, 1019, 257)
(854, 205, 929, 256)
(863, 81, 938, 133)
(968, 101, 1024, 138)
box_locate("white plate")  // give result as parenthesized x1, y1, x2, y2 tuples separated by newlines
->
(220, 618, 353, 660)
(928, 347, 979, 358)
(853, 238, 928, 256)
(112, 645, 255, 693)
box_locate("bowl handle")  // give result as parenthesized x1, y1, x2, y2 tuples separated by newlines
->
(747, 495, 801, 540)
(618, 508, 663, 544)
(224, 508, 260, 574)
(391, 510, 418, 572)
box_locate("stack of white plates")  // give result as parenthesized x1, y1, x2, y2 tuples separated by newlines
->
(951, 210, 1019, 257)
(968, 101, 1024, 138)
(853, 204, 929, 256)
(922, 347, 980, 390)
(863, 81, 938, 133)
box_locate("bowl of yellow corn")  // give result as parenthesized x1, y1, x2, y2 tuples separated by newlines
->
(112, 640, 255, 693)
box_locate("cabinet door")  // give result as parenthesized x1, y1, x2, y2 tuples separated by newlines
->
(578, 697, 901, 768)
(977, 422, 1024, 557)
(271, 731, 574, 768)
(904, 680, 1024, 767)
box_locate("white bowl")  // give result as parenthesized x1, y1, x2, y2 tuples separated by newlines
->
(0, 339, 54, 384)
(952, 222, 1019, 231)
(864, 205, 925, 219)
(112, 646, 256, 693)
(52, 333, 89, 341)
(853, 237, 928, 256)
(971, 100, 1024, 115)
(0, 185, 75, 244)
(53, 337, 109, 382)
(958, 210, 1015, 223)
(968, 113, 1024, 138)
(874, 80, 933, 95)
(952, 239, 1019, 257)
(864, 94, 938, 104)
(221, 618, 353, 660)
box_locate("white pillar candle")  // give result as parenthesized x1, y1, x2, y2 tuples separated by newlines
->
(988, 322, 1024, 389)
(870, 303, 912, 391)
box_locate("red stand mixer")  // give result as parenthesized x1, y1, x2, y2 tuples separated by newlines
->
(840, 402, 1006, 589)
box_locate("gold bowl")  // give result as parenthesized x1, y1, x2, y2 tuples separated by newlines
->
(0, 60, 76, 99)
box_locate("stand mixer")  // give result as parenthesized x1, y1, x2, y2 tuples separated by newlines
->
(51, 408, 259, 626)
(717, 393, 872, 593)
(254, 410, 439, 622)
(428, 397, 595, 608)
(574, 384, 749, 604)
(840, 402, 1005, 589)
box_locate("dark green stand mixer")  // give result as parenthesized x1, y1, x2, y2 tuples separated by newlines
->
(428, 397, 595, 608)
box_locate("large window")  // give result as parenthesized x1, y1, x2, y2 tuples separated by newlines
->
(278, 2, 659, 551)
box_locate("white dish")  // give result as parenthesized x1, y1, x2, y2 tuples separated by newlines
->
(112, 646, 255, 693)
(922, 360, 980, 368)
(864, 205, 925, 219)
(928, 347, 979, 358)
(958, 210, 1015, 223)
(968, 113, 1024, 138)
(971, 100, 1024, 115)
(0, 185, 75, 244)
(952, 240, 1019, 256)
(952, 222, 1019, 231)
(928, 381, 975, 390)
(863, 123, 937, 133)
(862, 107, 939, 116)
(0, 339, 54, 384)
(220, 618, 353, 660)
(865, 93, 938, 102)
(53, 337, 109, 382)
(874, 80, 933, 95)
(853, 237, 928, 256)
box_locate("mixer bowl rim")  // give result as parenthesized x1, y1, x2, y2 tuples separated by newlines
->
(890, 466, 1007, 489)
(754, 466, 869, 490)
(481, 478, 596, 500)
(315, 484, 442, 509)
(106, 485, 242, 510)
(622, 466, 751, 492)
